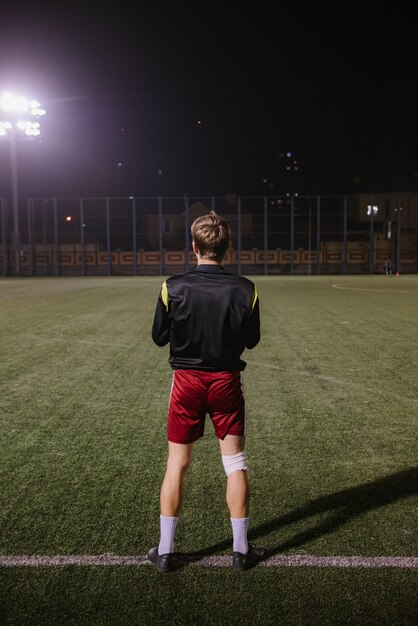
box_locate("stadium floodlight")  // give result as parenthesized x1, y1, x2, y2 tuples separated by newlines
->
(0, 90, 46, 274)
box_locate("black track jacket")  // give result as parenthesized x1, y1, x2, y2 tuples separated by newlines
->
(152, 264, 260, 371)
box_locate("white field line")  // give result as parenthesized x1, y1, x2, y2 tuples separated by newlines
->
(0, 554, 417, 569)
(331, 283, 417, 294)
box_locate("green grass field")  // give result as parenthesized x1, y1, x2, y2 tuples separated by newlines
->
(1, 275, 417, 625)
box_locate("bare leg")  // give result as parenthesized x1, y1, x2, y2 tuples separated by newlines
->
(219, 433, 267, 569)
(160, 441, 193, 516)
(219, 434, 250, 518)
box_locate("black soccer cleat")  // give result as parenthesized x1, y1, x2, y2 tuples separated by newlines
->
(232, 544, 266, 571)
(147, 547, 174, 573)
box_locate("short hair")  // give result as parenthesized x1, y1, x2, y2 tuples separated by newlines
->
(191, 211, 231, 261)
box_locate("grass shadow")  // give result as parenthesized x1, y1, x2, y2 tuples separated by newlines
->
(181, 466, 418, 561)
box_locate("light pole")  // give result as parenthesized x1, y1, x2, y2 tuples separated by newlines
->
(0, 91, 46, 274)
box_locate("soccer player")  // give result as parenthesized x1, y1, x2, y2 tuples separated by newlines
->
(148, 210, 265, 572)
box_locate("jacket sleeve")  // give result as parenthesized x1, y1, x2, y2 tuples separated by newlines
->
(244, 287, 261, 349)
(151, 281, 170, 346)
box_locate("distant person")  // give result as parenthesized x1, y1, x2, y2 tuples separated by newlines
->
(149, 210, 265, 572)
(384, 258, 392, 276)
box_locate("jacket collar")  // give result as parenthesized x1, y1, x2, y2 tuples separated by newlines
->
(195, 264, 224, 271)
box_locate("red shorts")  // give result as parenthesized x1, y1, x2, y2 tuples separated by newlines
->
(167, 369, 246, 444)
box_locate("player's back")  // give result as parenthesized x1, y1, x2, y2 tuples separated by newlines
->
(165, 265, 259, 371)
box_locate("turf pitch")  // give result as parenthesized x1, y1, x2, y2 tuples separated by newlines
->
(1, 275, 417, 625)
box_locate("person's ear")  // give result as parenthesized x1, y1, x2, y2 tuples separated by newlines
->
(192, 240, 199, 255)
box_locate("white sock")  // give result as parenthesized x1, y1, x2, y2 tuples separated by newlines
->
(230, 517, 249, 554)
(158, 515, 178, 555)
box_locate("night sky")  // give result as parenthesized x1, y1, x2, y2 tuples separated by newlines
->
(0, 3, 417, 199)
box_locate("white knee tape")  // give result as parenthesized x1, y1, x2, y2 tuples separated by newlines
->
(222, 451, 247, 476)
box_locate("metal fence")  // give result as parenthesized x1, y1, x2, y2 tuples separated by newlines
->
(1, 194, 417, 276)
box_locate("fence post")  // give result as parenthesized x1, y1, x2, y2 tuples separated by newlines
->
(184, 194, 189, 272)
(263, 196, 268, 276)
(237, 197, 242, 274)
(343, 196, 348, 275)
(396, 200, 402, 274)
(27, 198, 35, 276)
(1, 198, 9, 276)
(131, 197, 137, 276)
(80, 199, 86, 276)
(158, 197, 163, 276)
(290, 196, 295, 275)
(316, 196, 321, 275)
(369, 195, 375, 274)
(53, 198, 60, 276)
(106, 197, 111, 276)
